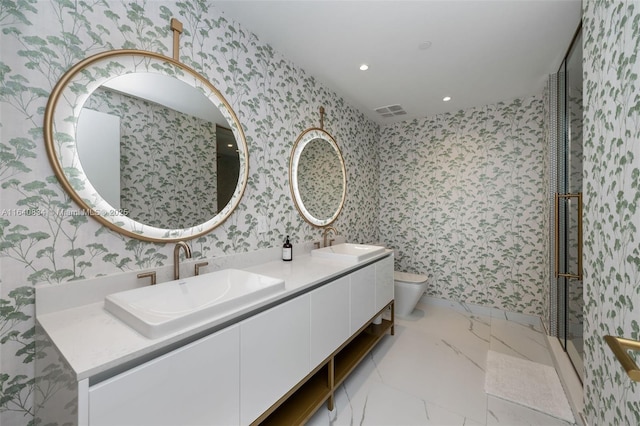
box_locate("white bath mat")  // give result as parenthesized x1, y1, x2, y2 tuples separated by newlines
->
(485, 350, 575, 424)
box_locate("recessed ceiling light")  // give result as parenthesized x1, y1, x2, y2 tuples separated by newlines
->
(359, 64, 369, 71)
(443, 96, 451, 102)
(418, 41, 432, 51)
(227, 144, 233, 148)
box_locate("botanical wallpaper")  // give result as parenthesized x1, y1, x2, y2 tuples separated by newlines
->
(379, 96, 547, 316)
(542, 76, 552, 334)
(583, 1, 640, 424)
(567, 82, 584, 338)
(0, 1, 380, 424)
(85, 86, 219, 229)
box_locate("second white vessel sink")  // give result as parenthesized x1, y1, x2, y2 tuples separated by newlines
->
(105, 269, 285, 338)
(311, 243, 385, 263)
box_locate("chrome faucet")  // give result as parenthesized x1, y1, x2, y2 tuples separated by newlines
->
(173, 241, 192, 280)
(322, 226, 338, 248)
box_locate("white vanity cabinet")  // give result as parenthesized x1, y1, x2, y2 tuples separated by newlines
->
(88, 324, 240, 426)
(240, 294, 311, 425)
(310, 276, 350, 367)
(349, 264, 377, 334)
(38, 253, 395, 426)
(256, 257, 395, 425)
(375, 255, 394, 312)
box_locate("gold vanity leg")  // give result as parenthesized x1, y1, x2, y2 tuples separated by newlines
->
(390, 301, 395, 336)
(327, 358, 335, 410)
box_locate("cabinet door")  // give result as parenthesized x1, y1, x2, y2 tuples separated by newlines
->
(375, 255, 394, 312)
(89, 325, 240, 426)
(310, 276, 350, 367)
(240, 294, 310, 425)
(349, 264, 376, 335)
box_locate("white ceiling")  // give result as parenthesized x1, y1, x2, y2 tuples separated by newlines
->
(213, 0, 581, 124)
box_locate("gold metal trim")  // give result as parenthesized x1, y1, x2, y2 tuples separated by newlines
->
(170, 18, 183, 61)
(604, 335, 640, 382)
(327, 358, 335, 411)
(289, 125, 347, 228)
(554, 192, 559, 277)
(554, 192, 583, 280)
(137, 271, 157, 285)
(194, 262, 209, 276)
(43, 49, 249, 243)
(390, 300, 395, 335)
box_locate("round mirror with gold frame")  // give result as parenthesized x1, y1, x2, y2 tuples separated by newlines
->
(290, 127, 346, 227)
(44, 49, 249, 242)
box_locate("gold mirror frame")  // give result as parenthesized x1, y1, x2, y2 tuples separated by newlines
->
(44, 49, 249, 242)
(289, 127, 347, 227)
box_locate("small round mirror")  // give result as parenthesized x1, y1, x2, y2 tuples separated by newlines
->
(290, 128, 346, 227)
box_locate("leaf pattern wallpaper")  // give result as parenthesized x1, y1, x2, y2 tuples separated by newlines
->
(542, 76, 552, 335)
(567, 84, 584, 338)
(379, 96, 547, 316)
(583, 1, 640, 424)
(0, 1, 379, 424)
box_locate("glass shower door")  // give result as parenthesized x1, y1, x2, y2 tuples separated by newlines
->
(556, 29, 583, 382)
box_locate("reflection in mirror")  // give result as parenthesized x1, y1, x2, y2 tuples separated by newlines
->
(297, 138, 343, 220)
(290, 128, 346, 227)
(76, 73, 239, 229)
(215, 125, 240, 212)
(44, 49, 248, 242)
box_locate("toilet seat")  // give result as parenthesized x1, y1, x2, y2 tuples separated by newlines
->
(394, 271, 428, 284)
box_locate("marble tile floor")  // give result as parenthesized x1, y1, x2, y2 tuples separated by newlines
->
(306, 299, 575, 426)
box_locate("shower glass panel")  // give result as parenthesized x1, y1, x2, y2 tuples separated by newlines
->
(556, 28, 583, 382)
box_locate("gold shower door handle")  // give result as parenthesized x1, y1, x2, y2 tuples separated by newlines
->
(605, 335, 640, 382)
(554, 193, 583, 280)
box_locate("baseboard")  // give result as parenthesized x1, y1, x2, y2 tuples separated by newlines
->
(418, 295, 542, 328)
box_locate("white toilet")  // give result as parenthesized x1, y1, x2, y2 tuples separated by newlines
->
(394, 271, 429, 318)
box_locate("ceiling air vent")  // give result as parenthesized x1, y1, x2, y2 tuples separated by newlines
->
(375, 104, 407, 118)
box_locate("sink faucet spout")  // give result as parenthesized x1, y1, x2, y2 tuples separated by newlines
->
(322, 226, 338, 248)
(174, 241, 192, 280)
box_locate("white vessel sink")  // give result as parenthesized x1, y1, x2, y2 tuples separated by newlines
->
(105, 269, 285, 338)
(311, 243, 385, 263)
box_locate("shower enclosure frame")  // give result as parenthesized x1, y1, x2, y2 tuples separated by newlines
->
(551, 22, 583, 383)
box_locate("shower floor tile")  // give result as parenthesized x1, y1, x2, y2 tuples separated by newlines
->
(306, 301, 575, 426)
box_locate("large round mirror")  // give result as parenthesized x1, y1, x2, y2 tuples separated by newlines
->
(290, 128, 346, 227)
(44, 50, 248, 242)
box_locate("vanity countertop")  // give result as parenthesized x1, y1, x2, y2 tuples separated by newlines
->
(36, 250, 391, 381)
